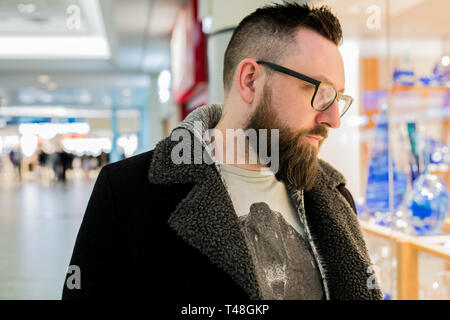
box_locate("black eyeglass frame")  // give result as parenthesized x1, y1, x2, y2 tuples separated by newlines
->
(256, 60, 353, 117)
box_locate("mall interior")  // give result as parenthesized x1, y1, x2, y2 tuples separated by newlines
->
(0, 0, 449, 300)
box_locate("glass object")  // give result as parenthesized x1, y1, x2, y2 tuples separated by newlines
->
(402, 174, 449, 235)
(363, 110, 408, 225)
(310, 0, 450, 300)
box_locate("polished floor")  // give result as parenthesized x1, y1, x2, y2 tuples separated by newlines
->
(0, 170, 95, 299)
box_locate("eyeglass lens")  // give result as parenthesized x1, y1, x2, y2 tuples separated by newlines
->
(313, 83, 337, 111)
(313, 83, 351, 116)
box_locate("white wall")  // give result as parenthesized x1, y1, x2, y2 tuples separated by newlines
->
(319, 40, 361, 198)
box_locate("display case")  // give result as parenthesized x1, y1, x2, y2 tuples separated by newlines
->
(361, 220, 450, 299)
(312, 0, 450, 299)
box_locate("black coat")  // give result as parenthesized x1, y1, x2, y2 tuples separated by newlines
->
(62, 149, 254, 300)
(62, 104, 383, 300)
(62, 146, 382, 300)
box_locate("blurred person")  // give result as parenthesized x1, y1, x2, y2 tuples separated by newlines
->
(98, 152, 109, 168)
(55, 151, 64, 182)
(95, 153, 101, 169)
(48, 152, 59, 182)
(55, 151, 73, 182)
(66, 152, 74, 178)
(37, 148, 49, 182)
(8, 149, 22, 181)
(89, 155, 99, 172)
(63, 3, 382, 300)
(38, 148, 48, 167)
(81, 155, 90, 180)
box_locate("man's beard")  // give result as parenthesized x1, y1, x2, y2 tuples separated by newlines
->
(244, 86, 328, 191)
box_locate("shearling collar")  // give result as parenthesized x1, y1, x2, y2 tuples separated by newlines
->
(148, 104, 383, 300)
(148, 104, 346, 188)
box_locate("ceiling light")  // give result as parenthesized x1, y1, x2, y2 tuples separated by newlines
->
(5, 1, 109, 59)
(159, 90, 170, 104)
(38, 75, 49, 84)
(118, 134, 138, 157)
(19, 122, 91, 138)
(17, 3, 36, 14)
(202, 16, 213, 34)
(0, 106, 139, 118)
(158, 70, 171, 89)
(62, 138, 112, 157)
(20, 134, 38, 157)
(0, 36, 110, 59)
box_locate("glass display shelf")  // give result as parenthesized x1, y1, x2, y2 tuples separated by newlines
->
(360, 219, 450, 300)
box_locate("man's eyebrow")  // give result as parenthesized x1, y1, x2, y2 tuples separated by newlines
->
(313, 75, 345, 93)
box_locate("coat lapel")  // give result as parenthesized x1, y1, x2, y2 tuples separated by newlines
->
(303, 160, 383, 299)
(148, 134, 261, 299)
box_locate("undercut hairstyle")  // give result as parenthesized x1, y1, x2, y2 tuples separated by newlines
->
(223, 1, 343, 96)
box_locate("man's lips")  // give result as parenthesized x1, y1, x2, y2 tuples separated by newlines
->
(305, 135, 323, 146)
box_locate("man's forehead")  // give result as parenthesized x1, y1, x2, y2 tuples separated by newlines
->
(289, 29, 346, 92)
(282, 57, 346, 93)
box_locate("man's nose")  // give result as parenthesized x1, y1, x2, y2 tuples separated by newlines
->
(316, 100, 341, 129)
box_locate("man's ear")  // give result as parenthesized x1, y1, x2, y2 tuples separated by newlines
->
(235, 59, 261, 105)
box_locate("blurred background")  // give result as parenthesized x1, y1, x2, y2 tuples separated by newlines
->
(0, 0, 449, 300)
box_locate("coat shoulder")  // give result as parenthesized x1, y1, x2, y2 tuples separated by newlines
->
(95, 150, 157, 213)
(104, 150, 154, 175)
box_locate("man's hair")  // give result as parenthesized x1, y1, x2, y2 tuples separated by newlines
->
(223, 2, 343, 95)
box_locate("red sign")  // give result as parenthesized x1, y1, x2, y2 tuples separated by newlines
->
(170, 0, 207, 104)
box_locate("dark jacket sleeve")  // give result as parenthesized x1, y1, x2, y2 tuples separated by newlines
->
(62, 166, 115, 299)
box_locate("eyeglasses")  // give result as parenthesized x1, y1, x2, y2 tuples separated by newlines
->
(257, 60, 353, 117)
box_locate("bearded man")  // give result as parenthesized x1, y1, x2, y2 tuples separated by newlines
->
(63, 2, 382, 300)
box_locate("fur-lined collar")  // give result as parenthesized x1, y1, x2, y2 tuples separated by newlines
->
(148, 104, 346, 188)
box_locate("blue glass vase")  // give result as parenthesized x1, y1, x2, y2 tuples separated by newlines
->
(403, 174, 449, 236)
(363, 111, 408, 225)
